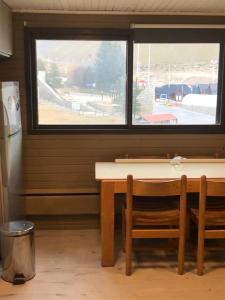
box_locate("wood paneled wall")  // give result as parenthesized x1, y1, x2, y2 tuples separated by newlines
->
(0, 13, 225, 218)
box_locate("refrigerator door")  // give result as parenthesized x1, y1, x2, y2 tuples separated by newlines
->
(0, 157, 6, 226)
(0, 81, 23, 224)
(6, 130, 23, 222)
(0, 85, 8, 225)
(0, 82, 21, 136)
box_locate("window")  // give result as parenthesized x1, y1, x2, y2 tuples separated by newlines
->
(25, 28, 225, 133)
(36, 40, 127, 126)
(133, 43, 220, 125)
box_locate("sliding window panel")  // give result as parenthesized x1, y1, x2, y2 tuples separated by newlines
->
(36, 39, 127, 126)
(132, 43, 220, 126)
(131, 28, 225, 132)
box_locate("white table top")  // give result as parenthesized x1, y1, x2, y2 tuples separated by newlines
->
(95, 160, 225, 180)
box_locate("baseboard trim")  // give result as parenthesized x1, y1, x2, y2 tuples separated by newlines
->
(27, 214, 100, 230)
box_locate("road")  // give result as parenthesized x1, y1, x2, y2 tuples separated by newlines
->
(152, 101, 215, 125)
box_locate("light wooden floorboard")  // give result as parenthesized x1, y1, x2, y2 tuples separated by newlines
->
(1, 230, 225, 300)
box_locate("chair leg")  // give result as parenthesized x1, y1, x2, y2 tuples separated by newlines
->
(168, 225, 176, 249)
(186, 209, 191, 241)
(125, 237, 132, 275)
(122, 206, 126, 252)
(178, 234, 185, 275)
(125, 213, 132, 276)
(178, 193, 186, 275)
(197, 227, 205, 275)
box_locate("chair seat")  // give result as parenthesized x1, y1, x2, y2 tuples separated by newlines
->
(127, 200, 179, 225)
(132, 209, 179, 225)
(133, 197, 178, 210)
(191, 208, 225, 226)
(129, 198, 179, 225)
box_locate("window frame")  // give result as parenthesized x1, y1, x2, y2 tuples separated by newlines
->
(25, 27, 225, 134)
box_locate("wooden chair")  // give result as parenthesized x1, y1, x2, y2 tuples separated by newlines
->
(124, 174, 187, 275)
(190, 175, 225, 275)
(180, 153, 220, 240)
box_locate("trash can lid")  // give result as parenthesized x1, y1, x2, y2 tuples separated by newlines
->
(0, 221, 35, 237)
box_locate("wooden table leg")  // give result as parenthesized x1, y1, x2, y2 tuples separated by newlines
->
(101, 180, 115, 267)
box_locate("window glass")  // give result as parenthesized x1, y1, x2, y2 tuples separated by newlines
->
(133, 43, 220, 125)
(36, 40, 127, 125)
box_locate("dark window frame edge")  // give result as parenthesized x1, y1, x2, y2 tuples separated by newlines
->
(25, 27, 225, 134)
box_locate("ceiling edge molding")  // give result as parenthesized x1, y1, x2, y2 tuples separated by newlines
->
(12, 9, 225, 17)
(131, 24, 225, 28)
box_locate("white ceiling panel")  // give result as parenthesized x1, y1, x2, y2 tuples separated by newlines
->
(3, 0, 225, 15)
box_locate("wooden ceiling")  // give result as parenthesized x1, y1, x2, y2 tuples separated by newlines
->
(3, 0, 225, 15)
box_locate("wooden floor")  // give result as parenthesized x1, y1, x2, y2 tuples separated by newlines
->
(1, 229, 225, 299)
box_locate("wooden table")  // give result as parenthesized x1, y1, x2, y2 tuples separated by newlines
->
(95, 159, 225, 267)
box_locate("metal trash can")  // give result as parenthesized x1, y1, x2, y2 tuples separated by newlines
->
(0, 221, 35, 284)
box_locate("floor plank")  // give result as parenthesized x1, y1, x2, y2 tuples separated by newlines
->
(1, 230, 225, 300)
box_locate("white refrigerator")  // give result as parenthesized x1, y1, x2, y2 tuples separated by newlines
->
(0, 82, 24, 225)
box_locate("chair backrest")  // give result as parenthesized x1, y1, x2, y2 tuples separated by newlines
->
(198, 176, 225, 232)
(201, 175, 225, 197)
(126, 175, 187, 209)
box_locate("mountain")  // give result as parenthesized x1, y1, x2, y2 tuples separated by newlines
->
(36, 40, 100, 65)
(134, 44, 219, 65)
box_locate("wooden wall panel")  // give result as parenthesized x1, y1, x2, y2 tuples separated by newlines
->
(25, 194, 99, 215)
(0, 13, 225, 217)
